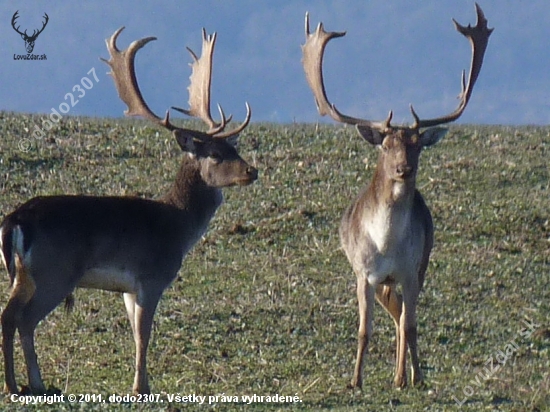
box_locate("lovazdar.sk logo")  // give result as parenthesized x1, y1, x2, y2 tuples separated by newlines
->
(11, 10, 48, 60)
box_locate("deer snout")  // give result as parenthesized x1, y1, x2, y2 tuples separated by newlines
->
(234, 164, 258, 186)
(246, 165, 258, 182)
(396, 164, 413, 178)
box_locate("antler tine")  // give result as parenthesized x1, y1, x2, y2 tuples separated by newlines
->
(171, 28, 225, 134)
(302, 12, 392, 131)
(412, 3, 493, 129)
(172, 102, 232, 135)
(210, 104, 229, 134)
(101, 27, 175, 131)
(213, 102, 252, 139)
(171, 29, 251, 139)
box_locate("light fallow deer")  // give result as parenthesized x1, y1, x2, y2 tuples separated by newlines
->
(0, 26, 257, 395)
(302, 4, 492, 388)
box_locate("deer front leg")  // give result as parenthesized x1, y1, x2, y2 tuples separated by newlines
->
(351, 276, 375, 389)
(128, 288, 163, 395)
(124, 293, 137, 336)
(395, 283, 422, 388)
(395, 307, 408, 388)
(404, 289, 422, 386)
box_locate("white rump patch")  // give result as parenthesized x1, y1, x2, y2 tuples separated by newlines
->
(0, 226, 5, 269)
(0, 226, 33, 273)
(12, 226, 26, 258)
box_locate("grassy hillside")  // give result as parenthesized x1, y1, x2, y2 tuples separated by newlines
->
(0, 111, 548, 411)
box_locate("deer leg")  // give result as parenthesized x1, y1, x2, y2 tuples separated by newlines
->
(375, 285, 403, 382)
(123, 293, 137, 336)
(395, 283, 422, 388)
(2, 253, 37, 394)
(403, 286, 422, 386)
(129, 287, 163, 395)
(18, 283, 74, 394)
(19, 327, 45, 394)
(351, 276, 375, 389)
(395, 302, 408, 388)
(2, 299, 22, 394)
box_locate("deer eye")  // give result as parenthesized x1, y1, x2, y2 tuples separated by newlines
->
(209, 152, 223, 163)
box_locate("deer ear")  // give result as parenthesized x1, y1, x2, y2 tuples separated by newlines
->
(420, 127, 447, 147)
(356, 125, 384, 146)
(173, 130, 196, 153)
(224, 134, 239, 148)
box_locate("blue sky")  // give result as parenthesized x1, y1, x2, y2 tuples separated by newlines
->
(1, 1, 549, 126)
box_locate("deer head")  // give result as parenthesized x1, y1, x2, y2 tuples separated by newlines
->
(11, 11, 49, 53)
(302, 4, 493, 183)
(101, 27, 257, 189)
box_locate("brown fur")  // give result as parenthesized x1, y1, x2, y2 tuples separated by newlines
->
(303, 5, 491, 390)
(340, 129, 435, 389)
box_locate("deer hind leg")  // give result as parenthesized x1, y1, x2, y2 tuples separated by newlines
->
(125, 286, 163, 395)
(17, 274, 77, 394)
(375, 284, 403, 385)
(351, 276, 375, 389)
(2, 301, 21, 394)
(19, 326, 45, 394)
(2, 254, 36, 394)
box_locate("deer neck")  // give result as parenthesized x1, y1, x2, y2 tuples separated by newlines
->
(161, 156, 223, 214)
(360, 165, 417, 253)
(370, 163, 416, 205)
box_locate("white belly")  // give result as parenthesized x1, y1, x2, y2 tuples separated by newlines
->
(78, 268, 138, 293)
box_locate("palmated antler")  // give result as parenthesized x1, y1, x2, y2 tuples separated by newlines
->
(172, 29, 251, 139)
(302, 13, 393, 132)
(302, 3, 492, 132)
(411, 3, 493, 128)
(101, 27, 251, 140)
(101, 27, 176, 131)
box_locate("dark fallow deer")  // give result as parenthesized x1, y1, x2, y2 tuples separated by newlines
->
(302, 4, 492, 388)
(0, 27, 257, 395)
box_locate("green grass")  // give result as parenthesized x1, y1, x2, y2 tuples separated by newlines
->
(0, 111, 548, 411)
